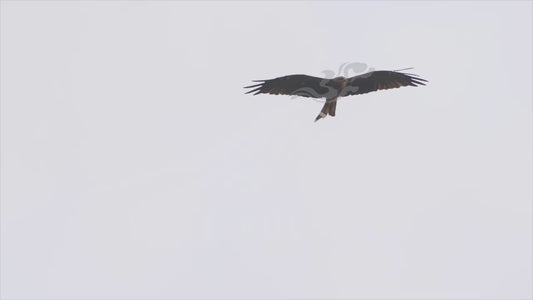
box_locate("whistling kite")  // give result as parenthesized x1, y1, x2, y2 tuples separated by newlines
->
(244, 69, 427, 121)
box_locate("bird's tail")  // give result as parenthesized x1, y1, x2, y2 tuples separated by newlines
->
(315, 98, 337, 122)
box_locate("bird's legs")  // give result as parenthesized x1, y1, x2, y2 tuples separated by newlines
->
(314, 97, 338, 122)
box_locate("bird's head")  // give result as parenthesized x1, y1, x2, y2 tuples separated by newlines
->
(332, 76, 347, 81)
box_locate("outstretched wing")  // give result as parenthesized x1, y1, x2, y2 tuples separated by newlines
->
(341, 71, 427, 97)
(244, 74, 331, 99)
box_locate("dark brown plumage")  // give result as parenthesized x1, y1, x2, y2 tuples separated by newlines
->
(244, 70, 427, 121)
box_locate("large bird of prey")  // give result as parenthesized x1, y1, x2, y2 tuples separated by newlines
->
(244, 69, 427, 121)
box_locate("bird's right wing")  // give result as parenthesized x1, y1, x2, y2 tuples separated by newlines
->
(244, 74, 331, 98)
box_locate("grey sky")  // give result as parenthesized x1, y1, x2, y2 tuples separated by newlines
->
(1, 1, 532, 299)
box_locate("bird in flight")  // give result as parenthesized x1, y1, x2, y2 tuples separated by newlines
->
(244, 69, 427, 121)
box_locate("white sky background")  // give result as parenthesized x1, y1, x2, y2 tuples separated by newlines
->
(1, 1, 532, 299)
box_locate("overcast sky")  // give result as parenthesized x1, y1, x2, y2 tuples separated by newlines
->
(1, 1, 532, 299)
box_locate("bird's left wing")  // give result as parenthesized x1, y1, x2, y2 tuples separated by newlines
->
(244, 74, 331, 98)
(341, 70, 427, 97)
